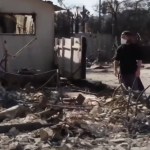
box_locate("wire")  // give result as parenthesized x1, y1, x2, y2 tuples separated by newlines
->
(126, 77, 137, 118)
(36, 72, 57, 91)
(135, 85, 150, 116)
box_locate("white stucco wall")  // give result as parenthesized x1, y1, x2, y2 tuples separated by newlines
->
(0, 0, 55, 72)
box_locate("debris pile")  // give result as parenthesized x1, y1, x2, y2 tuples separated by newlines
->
(0, 82, 150, 150)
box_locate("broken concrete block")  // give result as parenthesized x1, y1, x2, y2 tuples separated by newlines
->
(36, 108, 61, 119)
(50, 91, 60, 102)
(75, 94, 85, 105)
(40, 128, 53, 141)
(62, 98, 76, 105)
(0, 105, 29, 120)
(0, 122, 52, 133)
(33, 92, 43, 98)
(40, 129, 49, 141)
(98, 113, 107, 118)
(0, 135, 10, 142)
(0, 84, 6, 97)
(91, 64, 105, 69)
(38, 95, 48, 109)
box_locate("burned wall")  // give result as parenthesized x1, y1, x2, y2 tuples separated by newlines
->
(0, 0, 55, 73)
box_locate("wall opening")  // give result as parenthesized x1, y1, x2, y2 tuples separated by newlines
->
(0, 13, 36, 35)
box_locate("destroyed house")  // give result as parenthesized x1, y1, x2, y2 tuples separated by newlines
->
(0, 0, 61, 73)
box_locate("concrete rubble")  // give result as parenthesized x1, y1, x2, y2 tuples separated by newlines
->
(0, 80, 150, 150)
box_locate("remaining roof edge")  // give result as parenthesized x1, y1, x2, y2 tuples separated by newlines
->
(42, 0, 53, 5)
(42, 0, 65, 11)
(54, 5, 65, 11)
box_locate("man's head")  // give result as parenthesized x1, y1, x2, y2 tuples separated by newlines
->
(121, 31, 133, 44)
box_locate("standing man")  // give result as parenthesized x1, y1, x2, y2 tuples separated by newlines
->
(114, 31, 144, 91)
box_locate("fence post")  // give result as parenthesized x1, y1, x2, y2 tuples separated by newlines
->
(70, 37, 74, 75)
(81, 36, 87, 79)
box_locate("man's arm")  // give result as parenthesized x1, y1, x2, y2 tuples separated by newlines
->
(135, 44, 143, 77)
(136, 60, 142, 77)
(114, 60, 120, 77)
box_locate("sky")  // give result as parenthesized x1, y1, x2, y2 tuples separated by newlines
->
(51, 0, 99, 15)
(51, 0, 139, 15)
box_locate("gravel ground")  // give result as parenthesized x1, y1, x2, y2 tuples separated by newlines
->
(86, 64, 150, 95)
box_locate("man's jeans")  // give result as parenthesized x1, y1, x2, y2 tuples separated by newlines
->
(120, 74, 144, 91)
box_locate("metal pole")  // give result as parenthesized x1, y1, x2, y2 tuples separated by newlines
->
(112, 0, 115, 37)
(99, 0, 101, 33)
(14, 37, 37, 57)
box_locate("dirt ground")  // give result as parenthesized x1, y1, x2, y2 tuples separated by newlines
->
(86, 64, 150, 150)
(86, 64, 150, 95)
(1, 64, 150, 150)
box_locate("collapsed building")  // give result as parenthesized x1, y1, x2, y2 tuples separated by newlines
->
(0, 0, 87, 87)
(0, 0, 62, 72)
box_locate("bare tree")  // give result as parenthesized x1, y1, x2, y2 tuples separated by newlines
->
(57, 0, 68, 9)
(98, 0, 148, 37)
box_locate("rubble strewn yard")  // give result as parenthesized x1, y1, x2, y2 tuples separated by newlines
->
(1, 64, 150, 150)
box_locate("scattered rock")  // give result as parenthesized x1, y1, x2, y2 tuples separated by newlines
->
(9, 142, 23, 150)
(110, 138, 127, 144)
(0, 79, 149, 150)
(89, 105, 102, 117)
(79, 139, 93, 148)
(65, 143, 73, 149)
(105, 97, 113, 103)
(24, 144, 40, 150)
(8, 127, 20, 137)
(90, 64, 105, 69)
(144, 66, 150, 69)
(0, 105, 29, 121)
(91, 138, 107, 145)
(119, 142, 129, 149)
